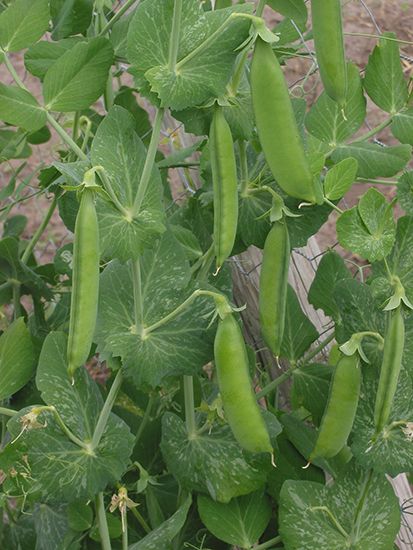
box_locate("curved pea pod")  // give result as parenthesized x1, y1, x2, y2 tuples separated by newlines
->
(259, 221, 290, 357)
(311, 0, 347, 107)
(67, 188, 100, 378)
(214, 314, 272, 454)
(251, 38, 319, 204)
(374, 306, 405, 433)
(310, 353, 361, 461)
(209, 107, 238, 271)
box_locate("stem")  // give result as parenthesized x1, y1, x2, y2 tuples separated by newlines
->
(92, 369, 123, 449)
(324, 198, 343, 214)
(168, 0, 183, 70)
(310, 506, 349, 539)
(353, 117, 393, 142)
(21, 196, 57, 264)
(383, 258, 393, 279)
(0, 406, 17, 417)
(344, 32, 413, 46)
(96, 493, 112, 550)
(12, 284, 21, 320)
(230, 49, 249, 95)
(3, 52, 26, 88)
(40, 406, 90, 450)
(256, 0, 266, 17)
(130, 505, 151, 534)
(132, 108, 164, 215)
(301, 331, 335, 364)
(352, 470, 373, 540)
(131, 259, 144, 334)
(122, 513, 128, 550)
(72, 111, 80, 142)
(46, 113, 89, 161)
(135, 395, 154, 446)
(355, 178, 398, 185)
(196, 244, 215, 282)
(239, 140, 249, 196)
(256, 367, 295, 400)
(183, 376, 197, 437)
(99, 0, 139, 36)
(255, 536, 282, 550)
(95, 168, 130, 217)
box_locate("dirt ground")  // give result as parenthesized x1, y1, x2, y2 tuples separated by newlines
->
(0, 0, 412, 263)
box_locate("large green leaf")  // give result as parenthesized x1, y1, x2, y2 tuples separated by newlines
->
(364, 32, 408, 114)
(91, 106, 165, 260)
(0, 0, 50, 52)
(127, 0, 252, 109)
(161, 412, 268, 503)
(25, 37, 83, 80)
(95, 233, 215, 388)
(33, 503, 78, 550)
(43, 37, 114, 112)
(198, 491, 272, 548)
(50, 0, 94, 40)
(0, 84, 46, 132)
(279, 462, 400, 550)
(291, 364, 333, 425)
(305, 64, 366, 145)
(0, 318, 35, 400)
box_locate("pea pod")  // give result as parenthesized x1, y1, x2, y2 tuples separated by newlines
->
(251, 38, 319, 204)
(259, 221, 290, 357)
(310, 353, 360, 461)
(374, 306, 405, 433)
(214, 313, 272, 454)
(210, 108, 238, 270)
(67, 188, 100, 378)
(311, 0, 347, 107)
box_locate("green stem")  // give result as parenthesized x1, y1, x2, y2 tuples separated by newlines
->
(96, 493, 112, 550)
(0, 406, 17, 417)
(132, 108, 164, 215)
(131, 259, 144, 334)
(38, 406, 90, 450)
(95, 168, 130, 218)
(183, 376, 197, 438)
(99, 0, 139, 36)
(134, 395, 154, 446)
(324, 198, 343, 214)
(301, 331, 335, 364)
(72, 111, 80, 142)
(79, 116, 93, 153)
(310, 506, 349, 539)
(21, 196, 57, 264)
(3, 52, 26, 88)
(92, 369, 123, 449)
(256, 367, 295, 400)
(352, 469, 373, 540)
(196, 244, 215, 282)
(354, 117, 393, 142)
(230, 49, 249, 95)
(256, 0, 266, 17)
(254, 535, 282, 550)
(122, 512, 128, 550)
(168, 0, 183, 70)
(12, 284, 21, 320)
(46, 113, 89, 161)
(344, 32, 413, 46)
(239, 140, 249, 196)
(383, 258, 393, 279)
(355, 178, 398, 185)
(130, 505, 151, 534)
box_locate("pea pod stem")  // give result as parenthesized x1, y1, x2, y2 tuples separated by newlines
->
(323, 198, 343, 214)
(96, 493, 112, 550)
(92, 369, 123, 450)
(183, 376, 197, 438)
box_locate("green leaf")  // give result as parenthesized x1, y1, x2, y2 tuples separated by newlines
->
(161, 413, 268, 503)
(67, 502, 93, 532)
(239, 189, 272, 249)
(352, 366, 413, 475)
(0, 318, 35, 400)
(308, 250, 352, 319)
(324, 158, 358, 201)
(198, 491, 271, 548)
(0, 130, 31, 162)
(364, 32, 408, 114)
(129, 495, 191, 550)
(25, 37, 83, 80)
(305, 64, 366, 144)
(0, 0, 50, 52)
(266, 0, 307, 23)
(331, 142, 411, 179)
(286, 202, 332, 249)
(91, 106, 165, 261)
(0, 84, 46, 132)
(170, 225, 202, 261)
(43, 37, 114, 112)
(291, 364, 333, 425)
(127, 0, 253, 109)
(391, 107, 413, 145)
(281, 285, 318, 361)
(34, 503, 77, 550)
(1, 332, 134, 502)
(336, 189, 396, 262)
(50, 0, 94, 40)
(95, 233, 215, 388)
(279, 462, 400, 550)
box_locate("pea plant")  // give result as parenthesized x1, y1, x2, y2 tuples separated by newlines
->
(0, 0, 412, 548)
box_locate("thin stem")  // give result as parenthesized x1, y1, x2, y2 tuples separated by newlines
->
(183, 376, 197, 437)
(3, 52, 27, 88)
(353, 117, 393, 142)
(352, 469, 373, 540)
(96, 168, 130, 218)
(196, 244, 215, 282)
(130, 505, 151, 534)
(72, 111, 80, 142)
(92, 369, 123, 449)
(310, 506, 349, 539)
(324, 198, 343, 214)
(256, 0, 266, 17)
(122, 512, 128, 550)
(132, 108, 164, 215)
(79, 117, 93, 153)
(355, 178, 398, 185)
(96, 493, 112, 550)
(12, 284, 21, 320)
(0, 406, 17, 417)
(46, 113, 89, 161)
(131, 259, 144, 334)
(135, 394, 154, 446)
(301, 331, 335, 364)
(99, 0, 139, 36)
(383, 258, 393, 279)
(256, 367, 295, 400)
(230, 49, 249, 95)
(21, 196, 57, 264)
(168, 0, 183, 70)
(239, 140, 249, 197)
(255, 535, 282, 550)
(344, 32, 413, 46)
(34, 406, 91, 450)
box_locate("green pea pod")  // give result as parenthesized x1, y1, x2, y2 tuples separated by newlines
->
(311, 0, 347, 107)
(67, 188, 100, 378)
(259, 221, 290, 357)
(214, 314, 272, 454)
(310, 353, 360, 461)
(251, 38, 319, 204)
(374, 306, 405, 433)
(209, 108, 238, 271)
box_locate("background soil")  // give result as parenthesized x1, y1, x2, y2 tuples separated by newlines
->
(0, 0, 412, 264)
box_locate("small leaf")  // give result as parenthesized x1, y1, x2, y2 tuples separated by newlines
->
(391, 107, 413, 145)
(67, 502, 93, 531)
(364, 32, 408, 114)
(50, 0, 94, 40)
(198, 491, 271, 548)
(25, 37, 83, 80)
(0, 0, 50, 52)
(324, 158, 358, 200)
(0, 84, 46, 132)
